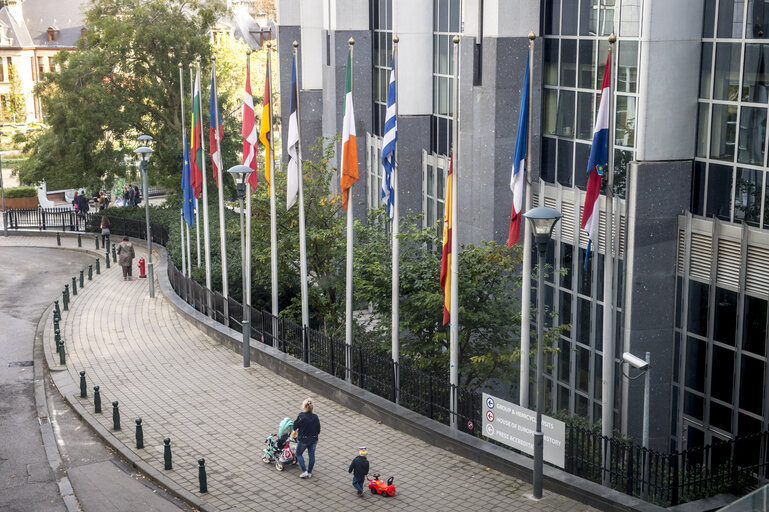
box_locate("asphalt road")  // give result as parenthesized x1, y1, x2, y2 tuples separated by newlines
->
(0, 246, 190, 512)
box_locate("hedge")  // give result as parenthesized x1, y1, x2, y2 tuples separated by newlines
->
(4, 186, 36, 198)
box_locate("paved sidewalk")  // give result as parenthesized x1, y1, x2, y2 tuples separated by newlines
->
(3, 234, 598, 512)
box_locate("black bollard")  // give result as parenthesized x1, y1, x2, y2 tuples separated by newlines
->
(79, 370, 87, 398)
(59, 339, 65, 365)
(163, 438, 172, 470)
(112, 401, 120, 430)
(77, 233, 81, 247)
(95, 235, 99, 250)
(111, 244, 117, 263)
(95, 259, 100, 275)
(105, 252, 110, 269)
(88, 265, 93, 281)
(63, 285, 69, 310)
(135, 418, 144, 449)
(198, 458, 207, 493)
(79, 270, 84, 288)
(56, 231, 61, 246)
(54, 300, 61, 317)
(54, 328, 61, 353)
(94, 385, 101, 413)
(71, 277, 77, 296)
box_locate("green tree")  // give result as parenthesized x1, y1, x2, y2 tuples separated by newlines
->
(17, 0, 226, 191)
(5, 65, 25, 123)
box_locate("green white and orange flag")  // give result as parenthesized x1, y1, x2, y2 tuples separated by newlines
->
(440, 153, 454, 325)
(340, 48, 358, 210)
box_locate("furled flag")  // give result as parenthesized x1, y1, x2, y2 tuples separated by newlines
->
(190, 69, 203, 199)
(381, 59, 397, 219)
(340, 47, 358, 210)
(242, 67, 258, 191)
(181, 133, 195, 226)
(287, 55, 299, 209)
(508, 56, 529, 248)
(440, 154, 454, 326)
(209, 67, 224, 186)
(259, 65, 272, 192)
(581, 52, 611, 267)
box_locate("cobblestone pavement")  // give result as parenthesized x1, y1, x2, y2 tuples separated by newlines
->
(2, 235, 598, 512)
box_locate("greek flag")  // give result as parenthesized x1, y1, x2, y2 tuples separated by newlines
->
(381, 60, 397, 219)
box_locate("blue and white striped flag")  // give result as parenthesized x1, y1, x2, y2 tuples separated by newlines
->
(381, 60, 397, 219)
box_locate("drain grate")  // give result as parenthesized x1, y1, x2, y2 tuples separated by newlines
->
(9, 361, 34, 367)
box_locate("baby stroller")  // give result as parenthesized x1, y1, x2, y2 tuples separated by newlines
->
(261, 417, 298, 471)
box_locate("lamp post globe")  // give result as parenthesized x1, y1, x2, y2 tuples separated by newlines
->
(522, 205, 562, 500)
(227, 164, 255, 368)
(134, 143, 155, 298)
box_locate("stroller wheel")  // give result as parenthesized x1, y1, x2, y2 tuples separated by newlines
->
(261, 453, 271, 463)
(275, 461, 284, 471)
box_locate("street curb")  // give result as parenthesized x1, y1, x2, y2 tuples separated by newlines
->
(154, 245, 667, 512)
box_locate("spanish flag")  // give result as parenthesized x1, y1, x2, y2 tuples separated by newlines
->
(340, 47, 358, 210)
(440, 153, 453, 325)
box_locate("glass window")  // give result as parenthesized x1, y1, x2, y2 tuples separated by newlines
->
(734, 168, 764, 225)
(619, 0, 641, 37)
(544, 39, 559, 86)
(560, 39, 577, 87)
(557, 139, 574, 186)
(578, 39, 595, 89)
(576, 346, 590, 392)
(560, 291, 572, 335)
(703, 0, 716, 37)
(598, 0, 615, 36)
(614, 149, 631, 197)
(711, 345, 735, 403)
(697, 103, 710, 158)
(593, 353, 602, 399)
(710, 401, 732, 432)
(558, 338, 571, 383)
(561, 243, 573, 289)
(738, 412, 762, 436)
(674, 332, 681, 383)
(706, 163, 734, 219)
(692, 161, 707, 216)
(748, 0, 769, 39)
(742, 44, 769, 102)
(715, 288, 739, 345)
(578, 248, 592, 296)
(578, 297, 591, 345)
(717, 0, 745, 38)
(543, 89, 558, 135)
(580, 0, 597, 36)
(684, 391, 705, 420)
(596, 253, 605, 302)
(740, 355, 765, 414)
(617, 40, 637, 93)
(597, 40, 610, 86)
(615, 96, 636, 147)
(738, 106, 767, 166)
(710, 104, 738, 161)
(558, 385, 571, 412)
(544, 0, 560, 35)
(687, 280, 709, 337)
(743, 295, 767, 356)
(676, 277, 683, 329)
(700, 42, 713, 99)
(576, 92, 594, 140)
(713, 43, 743, 101)
(562, 0, 578, 35)
(576, 393, 589, 416)
(542, 136, 557, 183)
(575, 143, 591, 189)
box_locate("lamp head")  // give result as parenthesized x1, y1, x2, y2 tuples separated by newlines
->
(523, 206, 562, 246)
(227, 165, 254, 200)
(137, 134, 153, 147)
(134, 146, 153, 164)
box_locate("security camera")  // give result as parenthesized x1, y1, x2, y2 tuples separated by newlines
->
(622, 352, 649, 371)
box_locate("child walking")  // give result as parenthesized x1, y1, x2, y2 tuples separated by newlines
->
(348, 447, 369, 496)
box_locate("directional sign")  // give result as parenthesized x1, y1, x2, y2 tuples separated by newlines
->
(481, 393, 565, 468)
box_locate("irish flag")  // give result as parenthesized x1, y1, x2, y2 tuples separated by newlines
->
(440, 154, 454, 325)
(340, 48, 358, 210)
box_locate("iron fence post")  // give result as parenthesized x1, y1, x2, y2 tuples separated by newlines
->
(428, 375, 434, 419)
(567, 426, 574, 473)
(626, 444, 634, 496)
(671, 453, 679, 506)
(303, 326, 309, 364)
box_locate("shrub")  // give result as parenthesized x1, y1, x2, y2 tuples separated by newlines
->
(5, 185, 36, 198)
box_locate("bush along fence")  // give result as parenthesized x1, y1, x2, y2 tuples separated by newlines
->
(12, 207, 769, 506)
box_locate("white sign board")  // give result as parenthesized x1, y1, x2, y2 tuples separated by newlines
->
(482, 393, 565, 468)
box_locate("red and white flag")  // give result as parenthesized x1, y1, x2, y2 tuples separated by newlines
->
(242, 70, 258, 190)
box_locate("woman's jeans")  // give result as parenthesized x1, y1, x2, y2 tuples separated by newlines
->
(296, 438, 317, 473)
(352, 475, 365, 491)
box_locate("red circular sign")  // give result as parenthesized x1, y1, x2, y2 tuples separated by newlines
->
(486, 410, 495, 422)
(467, 421, 474, 430)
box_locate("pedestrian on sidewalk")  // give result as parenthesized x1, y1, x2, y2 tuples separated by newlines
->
(100, 216, 110, 247)
(117, 236, 135, 280)
(349, 447, 369, 496)
(294, 398, 320, 479)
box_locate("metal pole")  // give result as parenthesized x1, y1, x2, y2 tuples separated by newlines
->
(520, 32, 536, 408)
(196, 59, 213, 315)
(179, 63, 190, 278)
(267, 43, 279, 340)
(602, 34, 617, 486)
(533, 241, 546, 499)
(344, 39, 355, 382)
(212, 57, 229, 326)
(449, 35, 460, 429)
(180, 210, 187, 276)
(245, 51, 252, 314)
(239, 192, 250, 367)
(391, 36, 400, 404)
(0, 138, 6, 237)
(294, 43, 310, 332)
(642, 351, 651, 500)
(143, 160, 154, 298)
(191, 64, 201, 267)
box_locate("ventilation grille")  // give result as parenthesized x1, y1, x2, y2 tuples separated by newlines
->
(689, 232, 712, 281)
(716, 239, 741, 289)
(746, 246, 769, 296)
(561, 201, 575, 243)
(677, 229, 686, 275)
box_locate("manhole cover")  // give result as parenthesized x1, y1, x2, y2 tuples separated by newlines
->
(8, 361, 33, 367)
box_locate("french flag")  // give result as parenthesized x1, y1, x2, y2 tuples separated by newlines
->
(508, 56, 530, 248)
(581, 52, 611, 264)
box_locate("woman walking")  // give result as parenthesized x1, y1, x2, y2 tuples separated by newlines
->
(117, 236, 135, 280)
(100, 216, 111, 247)
(293, 398, 321, 479)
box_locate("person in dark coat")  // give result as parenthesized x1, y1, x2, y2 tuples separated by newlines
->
(294, 398, 321, 479)
(117, 236, 135, 280)
(348, 447, 369, 496)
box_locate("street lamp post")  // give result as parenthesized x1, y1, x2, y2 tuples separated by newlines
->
(227, 165, 255, 368)
(523, 205, 562, 500)
(135, 135, 154, 298)
(623, 351, 651, 499)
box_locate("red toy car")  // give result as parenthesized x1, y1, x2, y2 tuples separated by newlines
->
(367, 473, 396, 497)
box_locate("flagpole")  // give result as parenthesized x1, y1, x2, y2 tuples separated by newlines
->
(180, 210, 187, 275)
(267, 43, 279, 338)
(520, 32, 535, 408)
(294, 41, 310, 333)
(191, 64, 201, 268)
(196, 58, 213, 315)
(179, 63, 192, 278)
(449, 35, 460, 429)
(601, 33, 617, 487)
(211, 56, 230, 326)
(345, 38, 355, 382)
(391, 36, 400, 404)
(245, 49, 253, 312)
